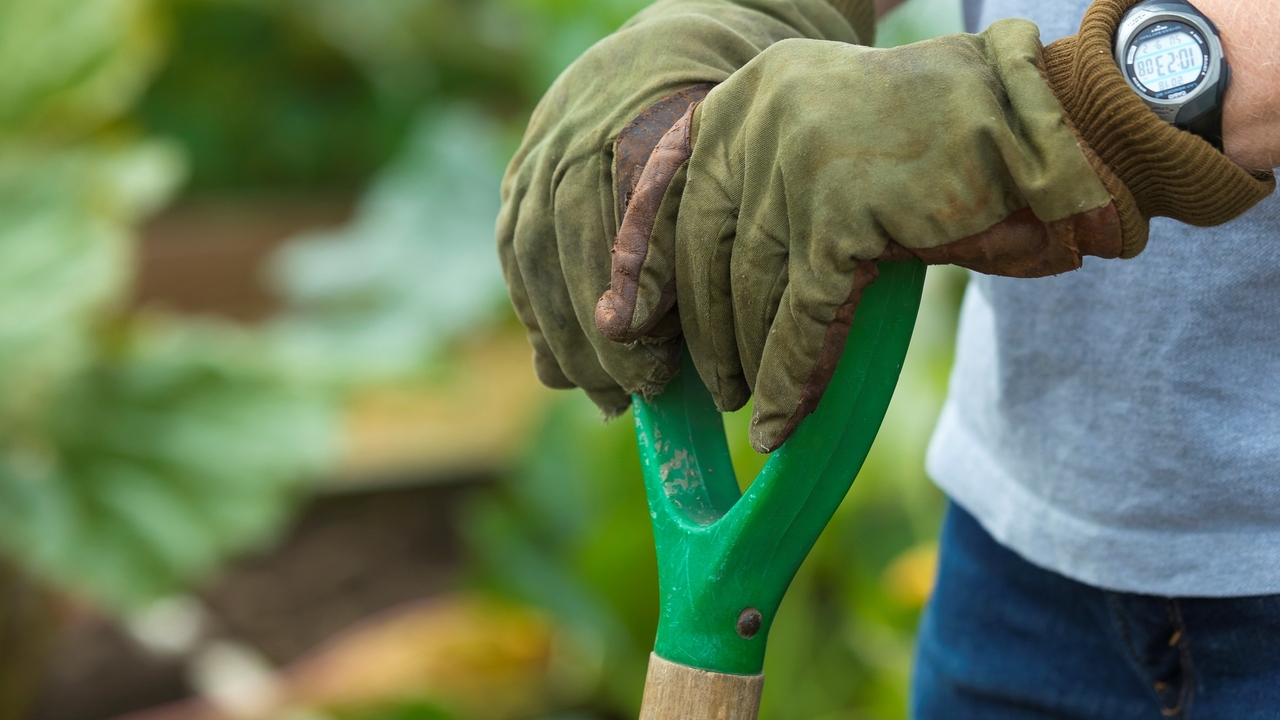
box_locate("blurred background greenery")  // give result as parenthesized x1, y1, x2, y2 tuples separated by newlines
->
(0, 0, 964, 719)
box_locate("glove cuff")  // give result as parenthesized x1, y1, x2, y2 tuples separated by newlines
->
(1041, 0, 1274, 258)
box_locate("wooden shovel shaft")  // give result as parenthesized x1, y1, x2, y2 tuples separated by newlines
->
(639, 653, 765, 720)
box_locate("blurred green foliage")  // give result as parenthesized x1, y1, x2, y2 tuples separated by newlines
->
(267, 105, 508, 383)
(0, 0, 666, 627)
(876, 0, 966, 48)
(465, 395, 658, 713)
(0, 0, 656, 615)
(0, 0, 338, 612)
(135, 0, 656, 192)
(0, 320, 333, 608)
(131, 0, 961, 192)
(1, 0, 964, 716)
(0, 0, 166, 143)
(139, 0, 402, 191)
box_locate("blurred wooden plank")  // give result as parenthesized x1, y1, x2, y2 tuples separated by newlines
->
(136, 194, 354, 322)
(331, 331, 554, 490)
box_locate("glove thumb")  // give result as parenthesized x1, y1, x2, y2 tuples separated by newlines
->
(596, 100, 701, 344)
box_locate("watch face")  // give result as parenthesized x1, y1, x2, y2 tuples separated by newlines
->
(1125, 20, 1210, 99)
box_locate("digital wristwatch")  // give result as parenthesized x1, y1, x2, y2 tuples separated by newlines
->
(1114, 0, 1229, 150)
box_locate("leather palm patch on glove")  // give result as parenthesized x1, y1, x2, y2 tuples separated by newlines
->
(597, 85, 712, 344)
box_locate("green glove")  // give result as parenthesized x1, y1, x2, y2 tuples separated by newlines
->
(496, 0, 871, 418)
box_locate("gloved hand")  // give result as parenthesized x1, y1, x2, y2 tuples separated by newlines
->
(500, 0, 1275, 452)
(496, 0, 873, 418)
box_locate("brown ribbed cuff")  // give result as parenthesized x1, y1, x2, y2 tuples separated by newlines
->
(1041, 0, 1274, 258)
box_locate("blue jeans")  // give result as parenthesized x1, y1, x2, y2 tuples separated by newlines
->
(912, 503, 1280, 719)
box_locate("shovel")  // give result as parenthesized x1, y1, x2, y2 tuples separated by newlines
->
(632, 259, 926, 720)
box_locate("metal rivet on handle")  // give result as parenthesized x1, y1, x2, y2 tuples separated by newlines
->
(736, 607, 762, 639)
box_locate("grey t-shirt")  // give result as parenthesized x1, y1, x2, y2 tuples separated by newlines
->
(928, 0, 1280, 596)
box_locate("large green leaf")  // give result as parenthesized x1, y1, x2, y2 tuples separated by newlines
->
(269, 105, 508, 383)
(0, 0, 166, 141)
(0, 140, 185, 419)
(0, 320, 338, 610)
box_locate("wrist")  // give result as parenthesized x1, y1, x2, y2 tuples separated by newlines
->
(1191, 0, 1280, 170)
(1041, 0, 1273, 257)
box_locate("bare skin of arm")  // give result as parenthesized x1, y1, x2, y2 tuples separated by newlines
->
(1195, 0, 1280, 170)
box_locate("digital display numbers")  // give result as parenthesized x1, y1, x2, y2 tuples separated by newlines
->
(1129, 23, 1206, 95)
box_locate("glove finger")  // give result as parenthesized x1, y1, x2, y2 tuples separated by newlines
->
(506, 144, 632, 417)
(506, 260, 577, 391)
(498, 174, 576, 391)
(555, 154, 682, 403)
(498, 147, 575, 391)
(749, 259, 879, 453)
(674, 105, 751, 413)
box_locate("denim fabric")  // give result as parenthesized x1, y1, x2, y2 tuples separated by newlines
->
(913, 503, 1280, 720)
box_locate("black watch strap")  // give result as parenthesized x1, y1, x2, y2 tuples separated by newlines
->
(1180, 60, 1228, 151)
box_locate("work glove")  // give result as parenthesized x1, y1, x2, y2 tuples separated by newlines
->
(499, 0, 1275, 453)
(496, 0, 874, 418)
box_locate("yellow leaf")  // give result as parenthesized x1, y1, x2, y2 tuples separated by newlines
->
(282, 594, 556, 720)
(881, 542, 939, 609)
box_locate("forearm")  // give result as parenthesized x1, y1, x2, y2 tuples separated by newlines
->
(1196, 0, 1280, 170)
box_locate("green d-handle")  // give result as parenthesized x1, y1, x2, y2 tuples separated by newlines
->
(633, 260, 926, 720)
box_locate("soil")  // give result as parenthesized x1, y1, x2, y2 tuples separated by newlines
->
(132, 193, 354, 322)
(25, 480, 483, 720)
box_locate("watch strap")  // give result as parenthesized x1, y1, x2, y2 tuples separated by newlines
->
(1180, 60, 1228, 151)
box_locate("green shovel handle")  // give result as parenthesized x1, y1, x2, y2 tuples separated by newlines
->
(632, 259, 926, 676)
